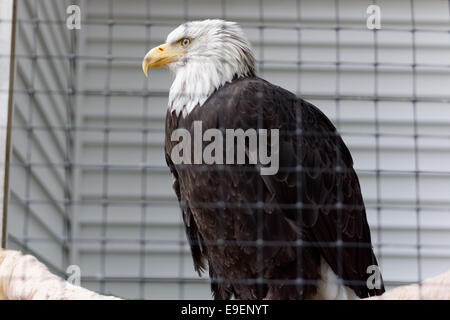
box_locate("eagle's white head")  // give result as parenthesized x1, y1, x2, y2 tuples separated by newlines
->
(142, 19, 256, 117)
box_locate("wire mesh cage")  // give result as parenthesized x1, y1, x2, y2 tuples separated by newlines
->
(1, 0, 450, 300)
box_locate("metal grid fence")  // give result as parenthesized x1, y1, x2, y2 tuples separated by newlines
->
(1, 0, 450, 299)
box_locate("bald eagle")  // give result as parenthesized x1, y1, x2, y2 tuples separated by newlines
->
(142, 19, 384, 300)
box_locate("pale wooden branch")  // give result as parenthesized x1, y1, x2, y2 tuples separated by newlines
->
(365, 270, 450, 300)
(0, 249, 120, 300)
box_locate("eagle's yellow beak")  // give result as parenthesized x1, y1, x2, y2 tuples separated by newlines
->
(142, 43, 185, 77)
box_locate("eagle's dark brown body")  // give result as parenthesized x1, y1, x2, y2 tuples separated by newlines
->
(165, 77, 384, 299)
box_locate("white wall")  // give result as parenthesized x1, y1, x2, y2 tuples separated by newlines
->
(6, 0, 74, 275)
(6, 0, 450, 299)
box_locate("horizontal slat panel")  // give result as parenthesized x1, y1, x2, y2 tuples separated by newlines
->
(70, 0, 450, 299)
(82, 280, 211, 300)
(81, 61, 450, 97)
(86, 0, 450, 26)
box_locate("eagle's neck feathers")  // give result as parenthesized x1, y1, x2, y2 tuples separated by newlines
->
(168, 59, 235, 117)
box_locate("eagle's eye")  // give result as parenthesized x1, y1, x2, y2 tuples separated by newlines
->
(180, 38, 191, 47)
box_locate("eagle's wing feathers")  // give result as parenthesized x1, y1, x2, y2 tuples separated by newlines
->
(165, 150, 207, 275)
(165, 77, 384, 299)
(219, 77, 384, 297)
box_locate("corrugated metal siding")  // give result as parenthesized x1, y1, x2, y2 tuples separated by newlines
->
(5, 0, 447, 299)
(6, 0, 73, 275)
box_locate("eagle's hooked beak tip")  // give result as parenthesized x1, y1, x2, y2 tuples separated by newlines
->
(142, 58, 149, 78)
